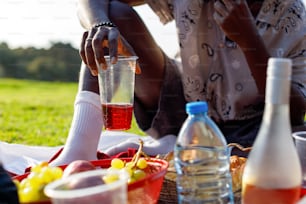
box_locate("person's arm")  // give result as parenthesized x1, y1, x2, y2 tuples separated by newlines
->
(213, 0, 306, 125)
(77, 0, 145, 29)
(77, 0, 110, 30)
(119, 0, 145, 6)
(77, 0, 142, 75)
(213, 0, 269, 94)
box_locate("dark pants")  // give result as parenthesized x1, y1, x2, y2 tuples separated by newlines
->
(0, 164, 19, 204)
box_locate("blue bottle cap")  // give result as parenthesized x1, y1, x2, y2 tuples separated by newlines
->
(186, 101, 208, 114)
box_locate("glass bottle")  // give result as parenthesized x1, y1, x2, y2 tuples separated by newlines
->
(174, 101, 234, 203)
(242, 58, 302, 204)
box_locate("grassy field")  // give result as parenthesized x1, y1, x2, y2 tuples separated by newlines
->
(1, 78, 304, 147)
(0, 78, 144, 147)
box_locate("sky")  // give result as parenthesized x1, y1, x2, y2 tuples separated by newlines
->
(1, 0, 306, 58)
(0, 0, 178, 57)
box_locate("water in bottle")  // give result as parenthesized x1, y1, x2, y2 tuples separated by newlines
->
(174, 101, 234, 204)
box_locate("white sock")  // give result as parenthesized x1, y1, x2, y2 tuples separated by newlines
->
(50, 91, 103, 166)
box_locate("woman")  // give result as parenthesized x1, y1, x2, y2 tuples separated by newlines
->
(50, 0, 306, 166)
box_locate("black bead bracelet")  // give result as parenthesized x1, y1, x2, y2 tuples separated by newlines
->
(93, 22, 116, 29)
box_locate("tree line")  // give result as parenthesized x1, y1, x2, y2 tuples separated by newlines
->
(0, 42, 82, 82)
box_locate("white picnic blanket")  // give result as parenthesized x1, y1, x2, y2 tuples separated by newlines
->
(0, 131, 164, 175)
(2, 133, 306, 203)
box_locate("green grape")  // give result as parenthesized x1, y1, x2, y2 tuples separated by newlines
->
(39, 161, 49, 167)
(19, 186, 40, 203)
(19, 177, 31, 189)
(17, 164, 65, 203)
(26, 174, 44, 189)
(111, 158, 125, 169)
(136, 158, 148, 169)
(38, 166, 54, 183)
(103, 174, 119, 184)
(50, 166, 63, 179)
(31, 161, 48, 172)
(133, 169, 146, 180)
(108, 157, 150, 185)
(124, 166, 133, 177)
(125, 162, 134, 169)
(128, 177, 136, 184)
(30, 165, 42, 173)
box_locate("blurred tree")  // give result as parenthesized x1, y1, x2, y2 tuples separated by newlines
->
(27, 56, 65, 81)
(0, 42, 20, 77)
(0, 64, 5, 77)
(0, 42, 81, 82)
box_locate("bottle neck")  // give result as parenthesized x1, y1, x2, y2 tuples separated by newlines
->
(262, 75, 291, 131)
(263, 103, 290, 123)
(189, 112, 207, 118)
(265, 75, 290, 105)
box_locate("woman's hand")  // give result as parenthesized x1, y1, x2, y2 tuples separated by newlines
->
(79, 25, 140, 76)
(213, 0, 259, 48)
(214, 0, 271, 95)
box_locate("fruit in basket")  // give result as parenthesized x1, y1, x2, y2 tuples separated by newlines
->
(62, 160, 96, 177)
(14, 140, 168, 204)
(230, 155, 246, 192)
(67, 175, 105, 189)
(227, 143, 251, 193)
(106, 140, 152, 184)
(160, 143, 250, 194)
(13, 162, 63, 203)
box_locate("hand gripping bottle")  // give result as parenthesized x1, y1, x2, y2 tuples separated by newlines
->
(242, 58, 302, 204)
(174, 101, 234, 203)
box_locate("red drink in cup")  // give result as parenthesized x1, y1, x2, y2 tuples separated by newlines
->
(98, 56, 138, 131)
(102, 103, 133, 130)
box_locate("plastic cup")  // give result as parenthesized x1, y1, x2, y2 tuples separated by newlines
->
(97, 56, 138, 131)
(292, 131, 306, 197)
(44, 169, 128, 204)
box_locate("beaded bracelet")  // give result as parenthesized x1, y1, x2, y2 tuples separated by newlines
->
(93, 21, 116, 29)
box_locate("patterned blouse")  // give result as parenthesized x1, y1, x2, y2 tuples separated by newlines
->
(145, 0, 306, 123)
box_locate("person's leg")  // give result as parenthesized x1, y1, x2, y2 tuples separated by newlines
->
(0, 164, 19, 204)
(50, 1, 165, 166)
(49, 65, 102, 167)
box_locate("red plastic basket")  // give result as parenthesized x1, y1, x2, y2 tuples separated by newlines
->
(14, 157, 168, 204)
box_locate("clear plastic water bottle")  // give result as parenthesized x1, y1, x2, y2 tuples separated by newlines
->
(174, 101, 234, 204)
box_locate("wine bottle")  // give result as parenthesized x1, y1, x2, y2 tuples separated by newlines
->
(242, 58, 302, 204)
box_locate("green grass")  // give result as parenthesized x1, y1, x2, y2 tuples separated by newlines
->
(0, 78, 144, 146)
(1, 78, 304, 147)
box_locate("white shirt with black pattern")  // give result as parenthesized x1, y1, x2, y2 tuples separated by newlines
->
(145, 0, 306, 123)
